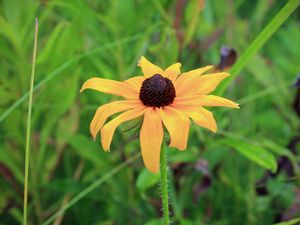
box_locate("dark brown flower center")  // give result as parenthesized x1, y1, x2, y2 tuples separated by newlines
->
(139, 74, 176, 107)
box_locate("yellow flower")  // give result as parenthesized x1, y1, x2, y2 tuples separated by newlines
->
(80, 56, 239, 173)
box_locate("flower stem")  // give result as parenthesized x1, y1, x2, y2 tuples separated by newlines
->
(160, 142, 170, 225)
(23, 18, 38, 225)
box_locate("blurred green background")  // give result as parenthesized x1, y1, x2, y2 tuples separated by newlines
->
(1, 0, 300, 224)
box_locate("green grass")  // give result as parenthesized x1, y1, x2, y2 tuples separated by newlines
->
(1, 0, 300, 225)
(217, 0, 300, 94)
(23, 17, 38, 225)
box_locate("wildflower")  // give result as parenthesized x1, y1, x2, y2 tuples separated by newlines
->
(80, 56, 239, 173)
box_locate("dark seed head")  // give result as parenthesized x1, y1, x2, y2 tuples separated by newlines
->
(139, 74, 176, 107)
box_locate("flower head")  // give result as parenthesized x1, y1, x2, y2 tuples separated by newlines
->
(80, 56, 239, 173)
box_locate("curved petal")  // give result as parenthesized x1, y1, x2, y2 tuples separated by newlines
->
(80, 77, 138, 99)
(90, 100, 142, 139)
(138, 56, 164, 78)
(124, 76, 145, 92)
(140, 108, 163, 173)
(198, 95, 240, 108)
(164, 63, 181, 81)
(173, 95, 239, 109)
(176, 72, 230, 96)
(174, 65, 213, 90)
(101, 106, 147, 151)
(160, 106, 190, 150)
(172, 105, 217, 132)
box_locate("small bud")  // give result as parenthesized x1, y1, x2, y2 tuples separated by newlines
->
(217, 46, 237, 70)
(293, 73, 300, 87)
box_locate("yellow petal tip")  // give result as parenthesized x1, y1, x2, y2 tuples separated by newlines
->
(224, 72, 230, 77)
(205, 65, 215, 71)
(137, 56, 145, 67)
(144, 161, 159, 173)
(169, 143, 186, 151)
(174, 62, 182, 68)
(102, 145, 110, 152)
(90, 128, 97, 139)
(148, 167, 159, 173)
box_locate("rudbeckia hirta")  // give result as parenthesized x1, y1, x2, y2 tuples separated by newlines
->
(80, 56, 239, 173)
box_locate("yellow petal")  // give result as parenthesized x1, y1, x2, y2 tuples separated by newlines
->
(138, 56, 164, 78)
(174, 95, 239, 109)
(172, 105, 217, 132)
(90, 100, 142, 139)
(174, 65, 213, 89)
(140, 108, 163, 173)
(80, 77, 138, 99)
(160, 106, 190, 150)
(124, 76, 145, 92)
(176, 72, 230, 96)
(198, 95, 239, 108)
(164, 63, 181, 81)
(101, 106, 147, 151)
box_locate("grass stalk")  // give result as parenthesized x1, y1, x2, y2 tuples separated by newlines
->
(23, 18, 38, 225)
(217, 0, 300, 94)
(0, 34, 141, 124)
(42, 153, 140, 225)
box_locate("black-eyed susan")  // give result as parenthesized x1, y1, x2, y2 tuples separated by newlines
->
(80, 56, 239, 173)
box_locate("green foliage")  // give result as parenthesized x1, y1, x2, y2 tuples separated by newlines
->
(223, 138, 277, 173)
(0, 0, 300, 225)
(136, 168, 160, 197)
(274, 217, 300, 225)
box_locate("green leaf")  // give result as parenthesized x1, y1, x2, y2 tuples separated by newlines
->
(169, 146, 198, 163)
(261, 139, 300, 174)
(37, 22, 67, 64)
(180, 219, 195, 225)
(183, 0, 202, 47)
(136, 168, 160, 195)
(68, 134, 109, 168)
(223, 138, 277, 173)
(0, 148, 23, 183)
(273, 217, 300, 225)
(144, 219, 162, 225)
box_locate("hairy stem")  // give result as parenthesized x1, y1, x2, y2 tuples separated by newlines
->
(160, 142, 170, 225)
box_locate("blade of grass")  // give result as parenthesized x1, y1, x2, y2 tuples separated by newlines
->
(273, 217, 300, 225)
(41, 153, 140, 225)
(0, 60, 73, 123)
(0, 34, 141, 123)
(152, 0, 172, 24)
(217, 0, 300, 94)
(0, 21, 164, 124)
(52, 160, 85, 225)
(23, 18, 38, 225)
(237, 79, 293, 105)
